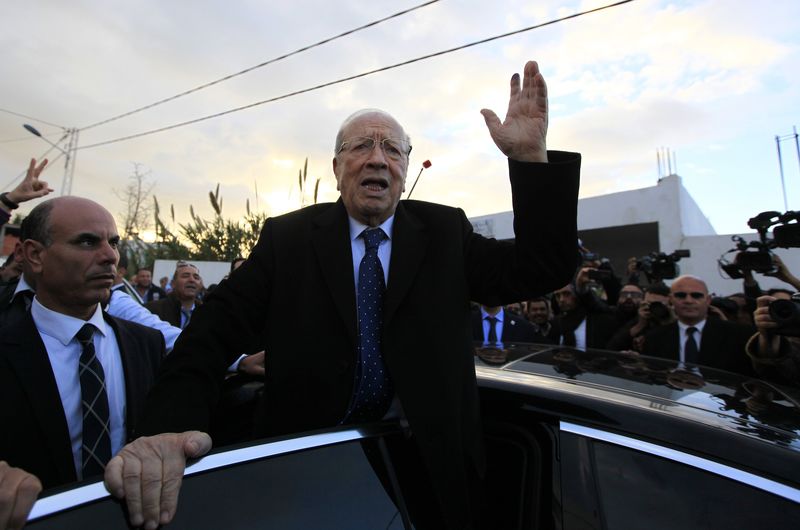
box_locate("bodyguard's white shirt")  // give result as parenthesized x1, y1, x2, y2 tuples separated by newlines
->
(677, 319, 706, 365)
(31, 299, 127, 479)
(108, 288, 181, 352)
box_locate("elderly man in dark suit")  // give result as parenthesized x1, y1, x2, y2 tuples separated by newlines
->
(0, 197, 164, 529)
(105, 60, 580, 530)
(642, 275, 755, 375)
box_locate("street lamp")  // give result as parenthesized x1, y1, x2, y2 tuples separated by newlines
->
(22, 123, 79, 196)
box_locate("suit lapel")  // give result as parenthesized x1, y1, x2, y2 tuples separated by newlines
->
(311, 200, 358, 343)
(3, 313, 75, 483)
(385, 202, 429, 323)
(104, 314, 143, 434)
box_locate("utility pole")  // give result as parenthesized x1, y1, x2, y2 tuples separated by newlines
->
(775, 126, 799, 212)
(22, 124, 79, 195)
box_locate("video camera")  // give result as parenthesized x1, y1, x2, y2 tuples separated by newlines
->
(635, 249, 691, 282)
(718, 211, 800, 279)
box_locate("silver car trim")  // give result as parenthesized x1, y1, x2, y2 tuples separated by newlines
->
(29, 426, 392, 521)
(561, 421, 800, 503)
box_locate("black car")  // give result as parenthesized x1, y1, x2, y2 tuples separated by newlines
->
(26, 344, 800, 529)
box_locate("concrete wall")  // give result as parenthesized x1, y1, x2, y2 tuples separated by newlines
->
(468, 173, 800, 296)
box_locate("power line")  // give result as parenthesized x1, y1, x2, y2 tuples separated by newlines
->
(79, 0, 634, 151)
(78, 0, 440, 131)
(0, 107, 66, 130)
(0, 143, 66, 192)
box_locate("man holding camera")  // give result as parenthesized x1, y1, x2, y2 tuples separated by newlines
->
(641, 275, 755, 375)
(554, 267, 618, 349)
(607, 282, 672, 352)
(746, 295, 800, 386)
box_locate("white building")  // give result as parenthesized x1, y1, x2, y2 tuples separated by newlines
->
(468, 174, 800, 296)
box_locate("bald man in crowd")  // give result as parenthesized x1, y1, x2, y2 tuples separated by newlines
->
(641, 275, 755, 375)
(0, 197, 164, 529)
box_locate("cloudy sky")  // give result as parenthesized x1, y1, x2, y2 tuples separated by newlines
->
(1, 0, 798, 240)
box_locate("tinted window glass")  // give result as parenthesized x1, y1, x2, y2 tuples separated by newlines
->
(584, 437, 798, 529)
(29, 440, 403, 529)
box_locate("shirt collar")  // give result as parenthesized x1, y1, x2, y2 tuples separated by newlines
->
(348, 214, 395, 243)
(31, 298, 109, 346)
(480, 307, 504, 321)
(13, 274, 34, 297)
(678, 319, 706, 334)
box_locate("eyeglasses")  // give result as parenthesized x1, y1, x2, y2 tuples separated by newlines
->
(336, 136, 411, 161)
(672, 291, 706, 300)
(619, 291, 643, 299)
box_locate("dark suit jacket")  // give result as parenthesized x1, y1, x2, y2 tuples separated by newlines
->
(137, 153, 581, 528)
(471, 309, 540, 344)
(641, 318, 756, 376)
(145, 293, 194, 328)
(557, 307, 619, 349)
(0, 311, 164, 490)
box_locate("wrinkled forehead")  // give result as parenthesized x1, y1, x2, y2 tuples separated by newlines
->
(49, 199, 117, 238)
(341, 111, 405, 139)
(176, 264, 200, 276)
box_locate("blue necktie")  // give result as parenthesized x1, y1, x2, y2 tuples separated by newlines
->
(348, 228, 393, 422)
(76, 324, 111, 478)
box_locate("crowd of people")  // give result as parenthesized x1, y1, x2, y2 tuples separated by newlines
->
(0, 58, 796, 529)
(472, 253, 800, 387)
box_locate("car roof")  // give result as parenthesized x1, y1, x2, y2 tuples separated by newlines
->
(474, 343, 800, 464)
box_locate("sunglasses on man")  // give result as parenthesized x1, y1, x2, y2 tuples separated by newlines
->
(672, 291, 706, 300)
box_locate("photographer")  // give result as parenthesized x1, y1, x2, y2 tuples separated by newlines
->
(607, 282, 673, 352)
(746, 295, 800, 387)
(554, 267, 618, 349)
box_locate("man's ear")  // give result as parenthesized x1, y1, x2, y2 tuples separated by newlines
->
(22, 240, 45, 274)
(332, 157, 341, 191)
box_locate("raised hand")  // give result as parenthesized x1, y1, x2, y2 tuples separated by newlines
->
(480, 61, 548, 163)
(7, 159, 53, 205)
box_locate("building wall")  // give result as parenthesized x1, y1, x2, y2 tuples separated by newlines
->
(468, 174, 800, 296)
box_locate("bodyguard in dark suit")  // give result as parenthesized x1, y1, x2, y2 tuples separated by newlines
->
(642, 275, 755, 376)
(472, 305, 541, 344)
(106, 60, 581, 530)
(0, 196, 164, 528)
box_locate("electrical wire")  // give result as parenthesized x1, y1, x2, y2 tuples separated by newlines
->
(0, 146, 65, 192)
(0, 107, 66, 130)
(78, 0, 440, 131)
(78, 0, 634, 150)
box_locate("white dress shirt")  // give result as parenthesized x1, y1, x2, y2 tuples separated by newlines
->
(31, 298, 127, 479)
(108, 289, 181, 352)
(677, 319, 706, 366)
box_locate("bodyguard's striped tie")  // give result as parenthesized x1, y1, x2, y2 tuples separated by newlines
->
(76, 324, 111, 478)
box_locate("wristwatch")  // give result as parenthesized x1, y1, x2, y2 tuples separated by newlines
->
(0, 192, 19, 210)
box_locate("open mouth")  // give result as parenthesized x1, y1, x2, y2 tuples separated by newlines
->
(361, 178, 389, 192)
